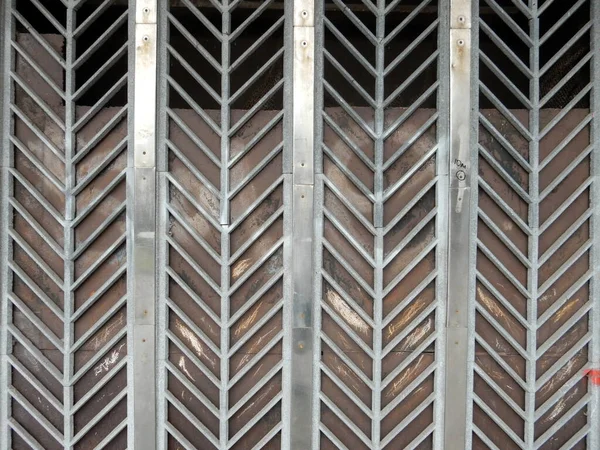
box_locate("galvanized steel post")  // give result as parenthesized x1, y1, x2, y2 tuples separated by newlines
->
(290, 1, 315, 448)
(444, 1, 473, 449)
(131, 1, 157, 448)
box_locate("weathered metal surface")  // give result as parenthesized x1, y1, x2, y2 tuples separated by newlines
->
(0, 0, 130, 443)
(313, 0, 448, 448)
(469, 0, 600, 448)
(132, 0, 157, 448)
(155, 0, 289, 448)
(1, 0, 600, 449)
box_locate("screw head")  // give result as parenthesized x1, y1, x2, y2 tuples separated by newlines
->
(457, 39, 465, 47)
(456, 170, 466, 181)
(143, 7, 150, 14)
(458, 15, 465, 23)
(301, 10, 308, 18)
(301, 40, 308, 47)
(142, 35, 150, 42)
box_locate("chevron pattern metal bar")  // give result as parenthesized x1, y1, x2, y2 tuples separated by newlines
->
(0, 0, 131, 448)
(313, 0, 449, 448)
(156, 1, 291, 448)
(469, 0, 600, 448)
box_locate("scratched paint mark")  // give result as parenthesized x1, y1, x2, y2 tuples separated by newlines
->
(400, 318, 432, 351)
(386, 355, 424, 399)
(178, 356, 195, 381)
(234, 303, 262, 338)
(176, 319, 217, 370)
(387, 297, 425, 339)
(232, 258, 252, 280)
(91, 314, 124, 351)
(94, 343, 125, 376)
(540, 359, 576, 396)
(332, 355, 361, 395)
(236, 384, 274, 419)
(552, 298, 579, 324)
(544, 389, 578, 423)
(477, 285, 518, 337)
(235, 325, 278, 371)
(326, 289, 369, 336)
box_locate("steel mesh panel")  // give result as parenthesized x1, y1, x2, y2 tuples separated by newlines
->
(471, 0, 598, 448)
(156, 1, 288, 449)
(314, 1, 447, 448)
(0, 1, 130, 448)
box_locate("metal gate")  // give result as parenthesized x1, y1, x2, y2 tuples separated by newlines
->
(0, 0, 599, 449)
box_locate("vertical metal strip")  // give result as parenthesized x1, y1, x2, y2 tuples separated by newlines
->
(0, 2, 13, 449)
(526, 2, 540, 447)
(131, 1, 157, 448)
(63, 5, 76, 447)
(155, 0, 169, 448)
(589, 1, 600, 447)
(465, 1, 479, 448)
(290, 1, 315, 448)
(443, 1, 472, 449)
(434, 0, 450, 448)
(219, 2, 230, 226)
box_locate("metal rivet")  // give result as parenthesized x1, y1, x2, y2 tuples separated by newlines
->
(143, 35, 150, 42)
(456, 170, 466, 181)
(301, 40, 308, 47)
(457, 39, 465, 47)
(143, 7, 150, 14)
(142, 338, 146, 343)
(457, 15, 465, 23)
(298, 342, 304, 349)
(301, 10, 308, 18)
(143, 151, 147, 155)
(301, 163, 305, 167)
(301, 195, 305, 199)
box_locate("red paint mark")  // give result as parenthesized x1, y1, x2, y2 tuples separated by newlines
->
(583, 369, 600, 386)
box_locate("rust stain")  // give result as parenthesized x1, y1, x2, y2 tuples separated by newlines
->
(326, 289, 369, 336)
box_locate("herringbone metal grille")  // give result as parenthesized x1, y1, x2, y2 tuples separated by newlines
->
(156, 1, 289, 449)
(470, 0, 600, 448)
(0, 0, 130, 448)
(313, 1, 448, 448)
